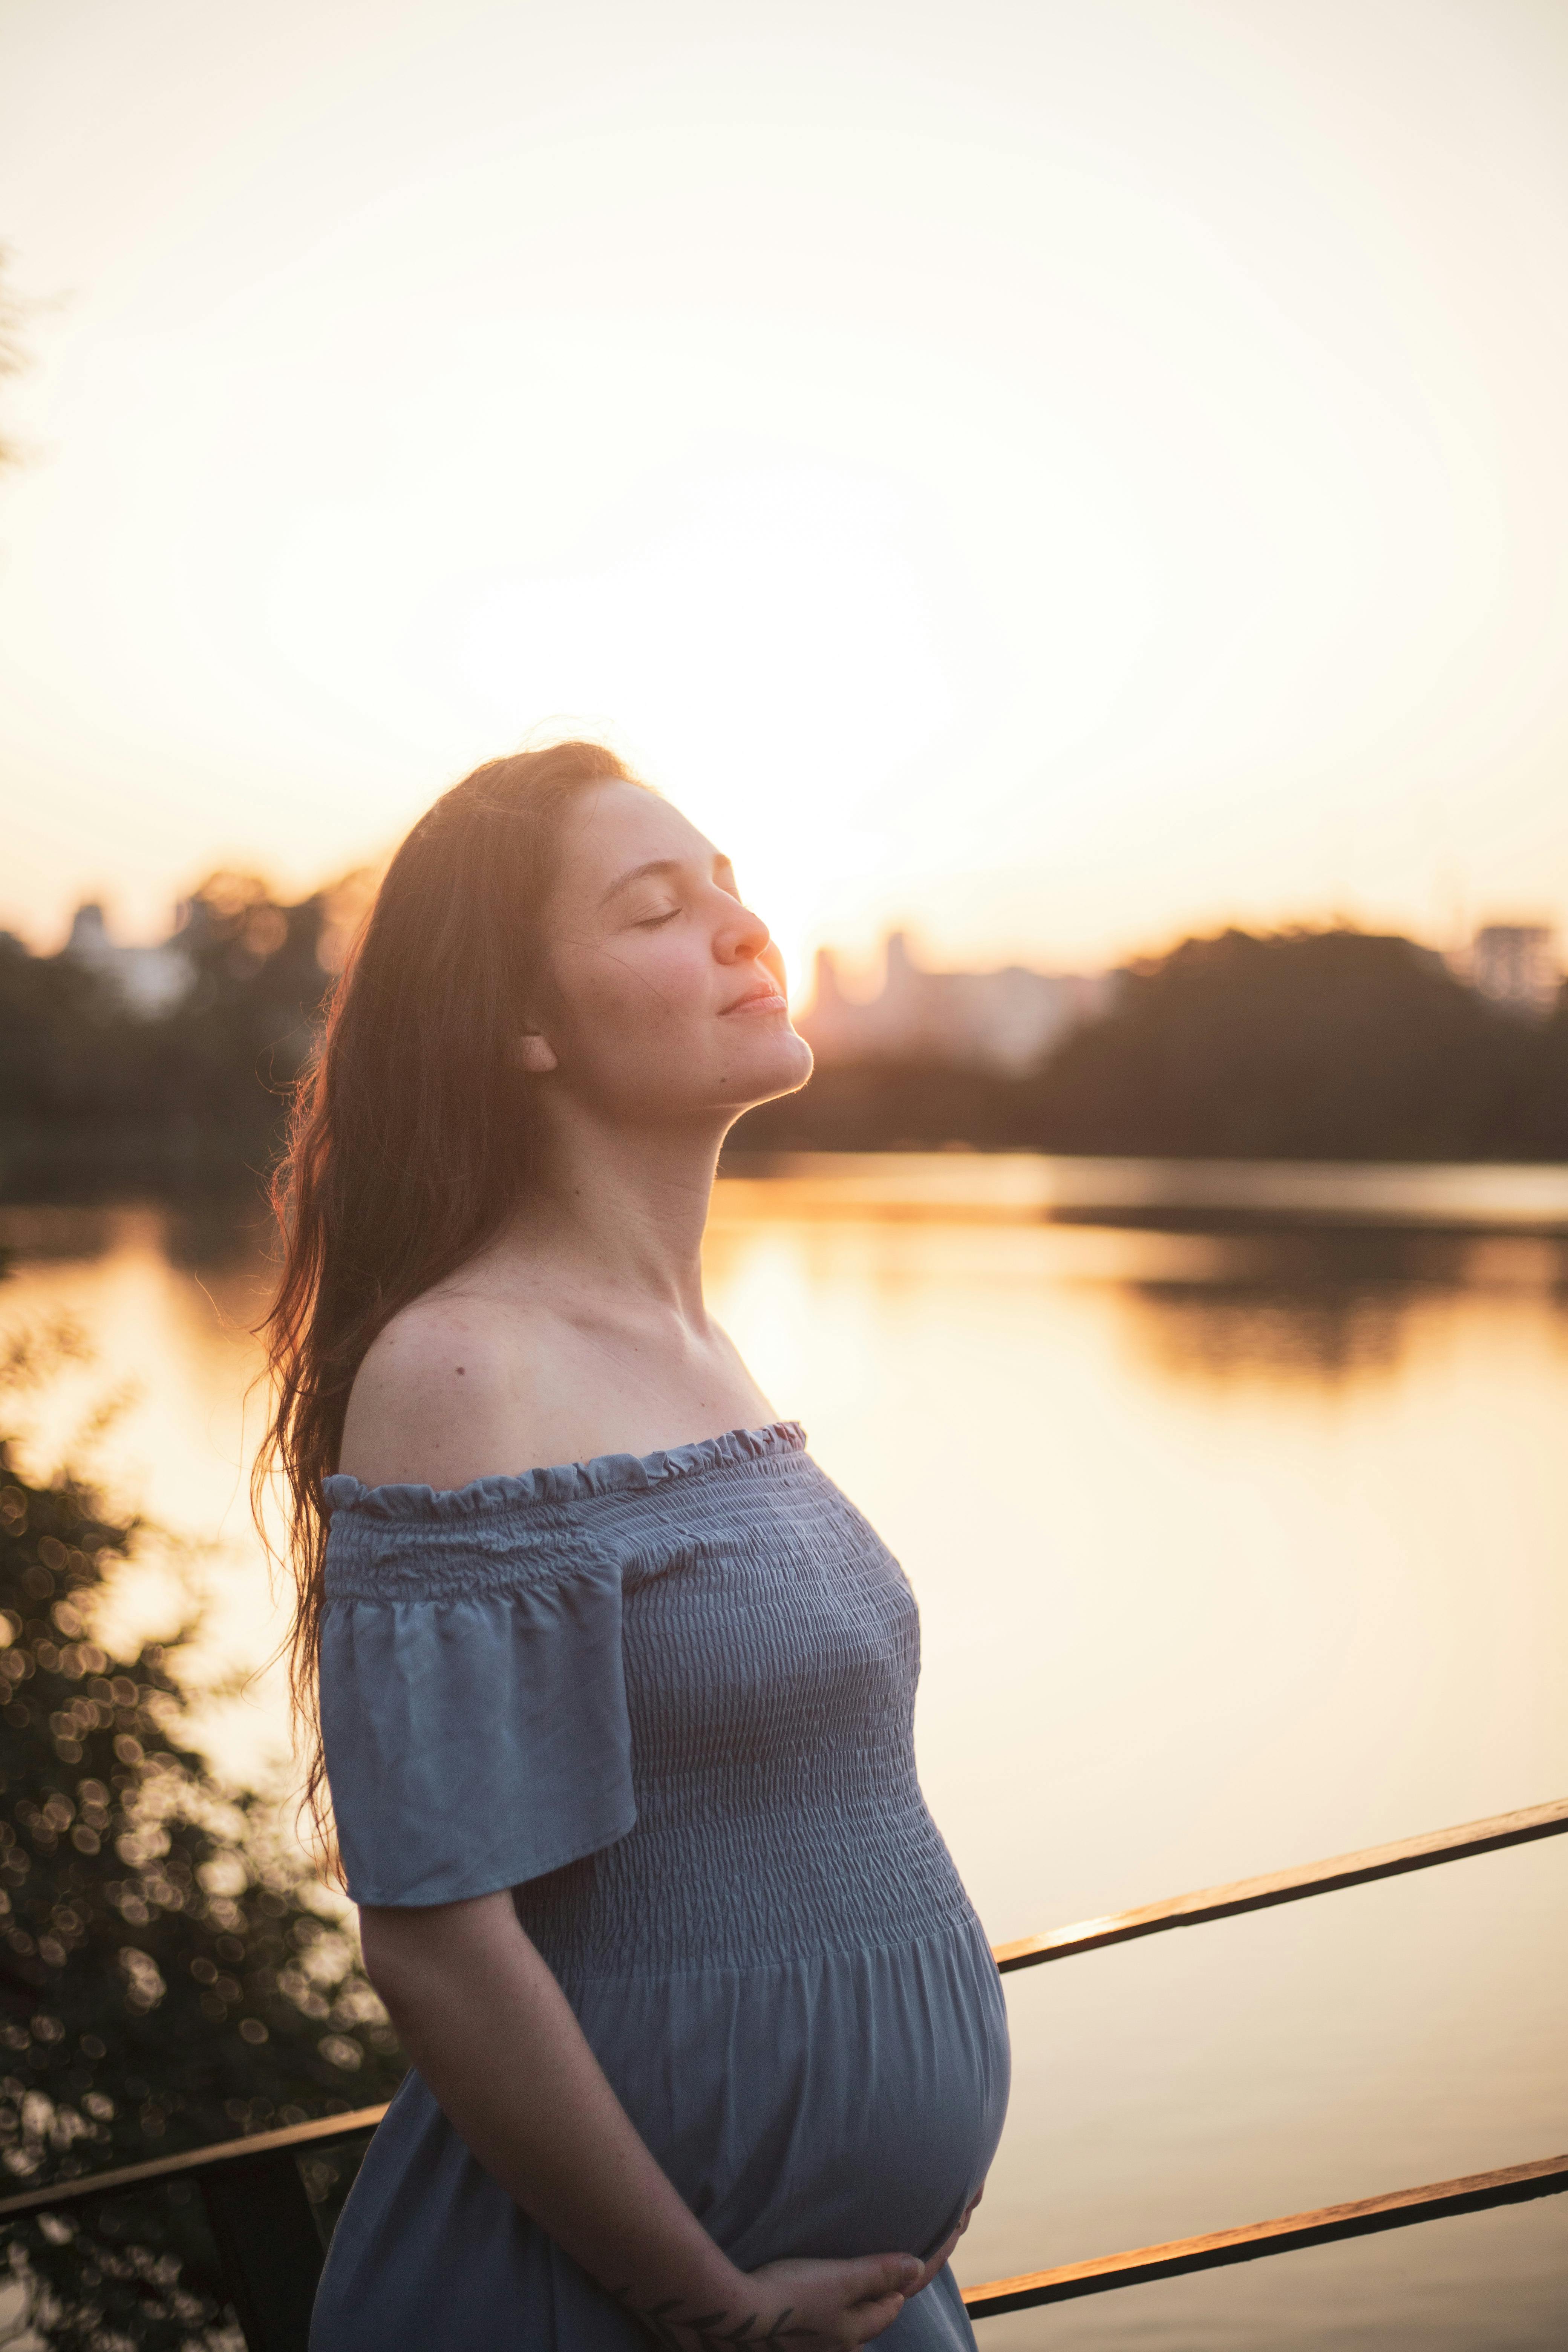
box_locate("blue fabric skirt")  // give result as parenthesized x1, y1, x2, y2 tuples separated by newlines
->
(310, 1913, 1008, 2350)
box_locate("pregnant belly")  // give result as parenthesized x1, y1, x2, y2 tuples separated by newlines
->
(572, 1914, 1011, 2272)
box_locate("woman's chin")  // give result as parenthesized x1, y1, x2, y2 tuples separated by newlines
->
(727, 1029, 813, 1107)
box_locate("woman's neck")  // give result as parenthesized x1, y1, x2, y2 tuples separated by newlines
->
(492, 1104, 725, 1326)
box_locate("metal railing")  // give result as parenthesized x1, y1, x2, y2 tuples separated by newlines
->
(962, 2153, 1568, 2315)
(0, 2104, 385, 2351)
(990, 1795, 1568, 1973)
(1, 1797, 1563, 2349)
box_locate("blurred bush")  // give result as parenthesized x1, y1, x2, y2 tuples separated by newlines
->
(0, 1339, 404, 2346)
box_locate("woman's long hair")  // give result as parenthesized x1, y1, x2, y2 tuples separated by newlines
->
(254, 741, 641, 1863)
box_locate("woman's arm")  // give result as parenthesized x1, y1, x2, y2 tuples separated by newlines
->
(360, 1893, 924, 2349)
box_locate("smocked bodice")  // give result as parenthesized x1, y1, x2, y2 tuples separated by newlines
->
(320, 1423, 973, 1977)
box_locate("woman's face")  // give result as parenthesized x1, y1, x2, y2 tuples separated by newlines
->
(522, 780, 813, 1123)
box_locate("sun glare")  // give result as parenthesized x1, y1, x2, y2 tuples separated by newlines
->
(1, 2, 1566, 960)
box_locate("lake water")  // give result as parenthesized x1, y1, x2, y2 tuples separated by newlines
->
(0, 1159, 1564, 2348)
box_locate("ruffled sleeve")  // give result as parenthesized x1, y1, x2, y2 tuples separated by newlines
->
(318, 1479, 635, 1907)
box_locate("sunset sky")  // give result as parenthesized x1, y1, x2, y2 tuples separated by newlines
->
(2, 0, 1566, 992)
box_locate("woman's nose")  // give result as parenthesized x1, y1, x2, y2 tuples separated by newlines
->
(718, 900, 772, 963)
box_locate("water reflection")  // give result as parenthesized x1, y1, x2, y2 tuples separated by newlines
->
(1127, 1278, 1412, 1381)
(1120, 1231, 1568, 1388)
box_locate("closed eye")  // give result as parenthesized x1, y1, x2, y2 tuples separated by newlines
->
(637, 906, 681, 929)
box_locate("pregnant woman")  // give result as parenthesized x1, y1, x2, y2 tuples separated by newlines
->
(259, 741, 1010, 2349)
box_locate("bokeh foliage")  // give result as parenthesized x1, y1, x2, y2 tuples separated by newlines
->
(0, 1373, 404, 2347)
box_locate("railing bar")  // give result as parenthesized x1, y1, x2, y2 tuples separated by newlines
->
(963, 2152, 1568, 2316)
(0, 2104, 389, 2220)
(6, 2134, 1565, 2323)
(994, 1797, 1568, 1973)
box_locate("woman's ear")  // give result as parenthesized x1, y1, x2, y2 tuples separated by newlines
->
(510, 1032, 559, 1075)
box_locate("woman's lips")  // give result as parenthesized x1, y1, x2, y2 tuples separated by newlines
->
(721, 985, 788, 1015)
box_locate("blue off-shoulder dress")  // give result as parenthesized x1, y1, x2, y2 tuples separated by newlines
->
(309, 1421, 1009, 2350)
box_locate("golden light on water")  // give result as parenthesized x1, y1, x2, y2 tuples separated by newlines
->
(2, 1177, 1565, 2337)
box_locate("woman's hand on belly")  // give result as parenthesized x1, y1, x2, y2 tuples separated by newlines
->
(678, 2252, 925, 2349)
(651, 2200, 988, 2352)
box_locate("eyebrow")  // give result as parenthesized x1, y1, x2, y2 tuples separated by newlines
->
(598, 857, 682, 909)
(598, 853, 735, 910)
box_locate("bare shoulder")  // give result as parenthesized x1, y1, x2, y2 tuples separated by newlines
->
(337, 1288, 544, 1491)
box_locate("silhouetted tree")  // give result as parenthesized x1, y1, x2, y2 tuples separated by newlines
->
(1022, 927, 1549, 1160)
(7, 913, 1568, 1181)
(0, 944, 134, 1132)
(136, 876, 334, 1155)
(0, 877, 341, 1192)
(1507, 994, 1568, 1159)
(731, 1061, 1025, 1154)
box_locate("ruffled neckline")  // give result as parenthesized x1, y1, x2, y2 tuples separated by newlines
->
(322, 1419, 807, 1519)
